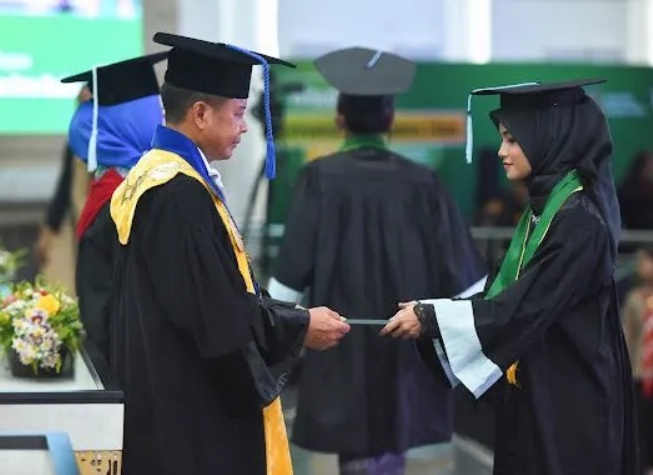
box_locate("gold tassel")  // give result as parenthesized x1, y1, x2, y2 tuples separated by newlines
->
(506, 361, 520, 387)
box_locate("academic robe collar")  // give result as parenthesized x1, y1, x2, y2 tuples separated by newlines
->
(151, 125, 227, 203)
(339, 134, 388, 152)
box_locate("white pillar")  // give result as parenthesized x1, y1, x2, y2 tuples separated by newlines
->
(626, 0, 653, 65)
(441, 0, 492, 63)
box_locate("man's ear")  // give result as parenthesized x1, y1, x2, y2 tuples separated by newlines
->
(190, 101, 210, 130)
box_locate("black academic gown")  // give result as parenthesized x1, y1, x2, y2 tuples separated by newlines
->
(76, 204, 115, 364)
(111, 175, 309, 475)
(272, 147, 486, 456)
(418, 193, 638, 475)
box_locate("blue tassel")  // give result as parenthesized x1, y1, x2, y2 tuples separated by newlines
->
(226, 45, 276, 179)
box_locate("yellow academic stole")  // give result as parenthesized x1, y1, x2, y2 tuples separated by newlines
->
(110, 149, 293, 475)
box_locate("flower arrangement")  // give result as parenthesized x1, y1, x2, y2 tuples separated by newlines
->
(0, 278, 83, 375)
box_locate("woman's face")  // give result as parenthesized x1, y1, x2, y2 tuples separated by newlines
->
(498, 123, 532, 182)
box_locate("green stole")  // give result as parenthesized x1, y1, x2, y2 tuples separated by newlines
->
(485, 169, 584, 385)
(339, 134, 387, 152)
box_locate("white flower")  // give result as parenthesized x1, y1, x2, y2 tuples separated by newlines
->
(10, 309, 63, 370)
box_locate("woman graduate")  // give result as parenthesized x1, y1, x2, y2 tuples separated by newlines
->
(61, 52, 168, 365)
(382, 79, 638, 474)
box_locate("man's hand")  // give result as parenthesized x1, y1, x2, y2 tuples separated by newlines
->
(33, 226, 55, 269)
(304, 307, 350, 350)
(380, 301, 422, 339)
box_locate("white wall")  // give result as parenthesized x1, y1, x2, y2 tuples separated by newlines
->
(492, 0, 628, 62)
(278, 0, 447, 59)
(0, 0, 651, 209)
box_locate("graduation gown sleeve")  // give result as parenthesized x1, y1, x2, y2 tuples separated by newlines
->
(268, 165, 320, 299)
(45, 144, 74, 232)
(75, 204, 115, 364)
(139, 177, 309, 403)
(430, 177, 488, 297)
(421, 208, 609, 398)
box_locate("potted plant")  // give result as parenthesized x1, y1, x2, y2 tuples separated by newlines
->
(0, 277, 84, 378)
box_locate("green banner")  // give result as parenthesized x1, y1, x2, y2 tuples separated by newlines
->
(0, 13, 142, 134)
(270, 61, 653, 222)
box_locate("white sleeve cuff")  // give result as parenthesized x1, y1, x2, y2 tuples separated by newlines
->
(267, 277, 304, 304)
(454, 274, 488, 298)
(421, 298, 502, 398)
(433, 338, 460, 388)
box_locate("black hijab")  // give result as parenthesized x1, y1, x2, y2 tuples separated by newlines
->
(490, 92, 621, 259)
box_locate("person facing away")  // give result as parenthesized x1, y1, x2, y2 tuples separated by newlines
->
(623, 246, 653, 475)
(108, 33, 350, 475)
(61, 52, 168, 366)
(382, 79, 638, 475)
(267, 47, 486, 475)
(618, 150, 653, 231)
(34, 85, 92, 269)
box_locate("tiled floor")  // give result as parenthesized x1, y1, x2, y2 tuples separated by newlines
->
(290, 443, 454, 475)
(282, 387, 492, 475)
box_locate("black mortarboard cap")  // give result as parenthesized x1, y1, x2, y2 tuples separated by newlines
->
(153, 32, 294, 99)
(314, 47, 416, 96)
(61, 52, 168, 171)
(471, 78, 606, 110)
(61, 51, 168, 106)
(464, 78, 606, 163)
(152, 32, 295, 179)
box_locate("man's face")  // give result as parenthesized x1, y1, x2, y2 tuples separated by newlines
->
(197, 98, 249, 160)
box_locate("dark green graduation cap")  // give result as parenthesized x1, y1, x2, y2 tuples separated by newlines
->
(314, 46, 416, 96)
(61, 51, 168, 106)
(465, 78, 606, 163)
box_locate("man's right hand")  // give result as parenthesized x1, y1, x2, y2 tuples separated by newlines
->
(304, 307, 350, 350)
(33, 226, 55, 269)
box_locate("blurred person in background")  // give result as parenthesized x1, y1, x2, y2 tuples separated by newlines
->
(61, 52, 168, 365)
(269, 47, 486, 475)
(623, 246, 653, 475)
(619, 150, 653, 230)
(34, 84, 91, 269)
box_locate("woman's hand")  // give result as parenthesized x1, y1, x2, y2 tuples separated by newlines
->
(380, 301, 422, 339)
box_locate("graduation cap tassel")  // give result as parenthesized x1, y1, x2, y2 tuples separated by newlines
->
(465, 93, 474, 164)
(464, 82, 540, 165)
(87, 65, 99, 172)
(261, 60, 276, 180)
(365, 50, 383, 69)
(226, 45, 276, 180)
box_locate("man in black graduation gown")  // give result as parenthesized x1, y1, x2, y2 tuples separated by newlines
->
(108, 33, 351, 475)
(268, 47, 486, 474)
(61, 52, 168, 366)
(383, 80, 638, 475)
